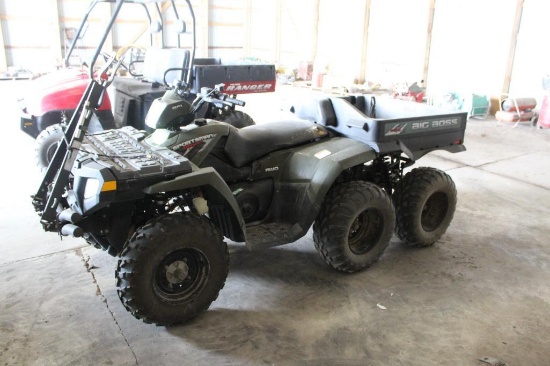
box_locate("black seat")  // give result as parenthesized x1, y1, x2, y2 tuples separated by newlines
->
(224, 120, 328, 167)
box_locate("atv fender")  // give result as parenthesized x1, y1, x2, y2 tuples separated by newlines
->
(286, 137, 376, 203)
(143, 166, 245, 241)
(270, 137, 377, 238)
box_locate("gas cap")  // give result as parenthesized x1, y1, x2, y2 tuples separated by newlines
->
(195, 118, 207, 126)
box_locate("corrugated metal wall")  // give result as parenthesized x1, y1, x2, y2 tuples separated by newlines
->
(0, 0, 549, 97)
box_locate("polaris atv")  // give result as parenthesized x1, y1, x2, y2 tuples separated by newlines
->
(19, 0, 275, 169)
(32, 2, 467, 326)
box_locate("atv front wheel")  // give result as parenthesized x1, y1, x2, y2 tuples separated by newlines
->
(313, 181, 395, 273)
(34, 124, 64, 170)
(393, 167, 457, 247)
(219, 110, 255, 128)
(115, 213, 229, 326)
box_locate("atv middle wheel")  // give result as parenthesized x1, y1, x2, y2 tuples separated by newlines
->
(219, 110, 255, 128)
(393, 167, 457, 247)
(34, 124, 64, 170)
(313, 181, 395, 273)
(115, 213, 229, 326)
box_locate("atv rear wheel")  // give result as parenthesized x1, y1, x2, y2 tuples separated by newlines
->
(115, 213, 228, 326)
(393, 167, 457, 247)
(34, 124, 64, 170)
(313, 181, 395, 273)
(219, 110, 255, 128)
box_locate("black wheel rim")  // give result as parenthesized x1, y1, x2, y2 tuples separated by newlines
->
(348, 209, 384, 255)
(154, 248, 210, 304)
(421, 192, 448, 232)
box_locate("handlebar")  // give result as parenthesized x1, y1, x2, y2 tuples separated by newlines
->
(199, 89, 246, 109)
(170, 81, 245, 114)
(201, 84, 246, 107)
(223, 96, 246, 107)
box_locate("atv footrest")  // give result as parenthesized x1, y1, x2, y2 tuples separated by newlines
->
(246, 223, 298, 249)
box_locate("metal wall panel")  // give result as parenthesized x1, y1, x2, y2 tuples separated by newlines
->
(0, 0, 548, 99)
(509, 0, 550, 99)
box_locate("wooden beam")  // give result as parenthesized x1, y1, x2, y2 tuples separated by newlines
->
(275, 0, 282, 63)
(197, 0, 210, 57)
(311, 0, 320, 62)
(422, 0, 436, 88)
(244, 0, 252, 57)
(102, 2, 114, 51)
(358, 0, 371, 84)
(502, 0, 524, 94)
(46, 0, 64, 67)
(0, 13, 7, 71)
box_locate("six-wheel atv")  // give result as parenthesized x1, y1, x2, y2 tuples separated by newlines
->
(19, 0, 275, 169)
(31, 0, 467, 327)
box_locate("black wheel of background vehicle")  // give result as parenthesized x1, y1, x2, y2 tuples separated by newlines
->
(313, 181, 395, 273)
(34, 124, 65, 170)
(219, 110, 255, 128)
(33, 112, 105, 170)
(115, 213, 229, 326)
(393, 167, 457, 247)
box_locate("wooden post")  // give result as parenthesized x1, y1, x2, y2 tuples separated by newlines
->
(422, 0, 436, 88)
(47, 0, 64, 68)
(0, 15, 7, 71)
(244, 0, 252, 57)
(502, 0, 524, 94)
(311, 0, 320, 63)
(275, 0, 282, 64)
(197, 0, 210, 57)
(102, 2, 114, 52)
(358, 0, 371, 84)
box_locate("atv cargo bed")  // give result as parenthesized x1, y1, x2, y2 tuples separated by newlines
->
(293, 95, 467, 159)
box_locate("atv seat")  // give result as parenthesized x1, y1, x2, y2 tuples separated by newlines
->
(224, 120, 328, 167)
(130, 47, 190, 85)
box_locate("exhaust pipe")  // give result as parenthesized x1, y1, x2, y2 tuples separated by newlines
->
(58, 208, 82, 224)
(61, 224, 84, 238)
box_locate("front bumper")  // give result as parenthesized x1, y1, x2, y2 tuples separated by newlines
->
(20, 112, 41, 139)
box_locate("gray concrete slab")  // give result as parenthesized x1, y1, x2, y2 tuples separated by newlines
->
(0, 250, 136, 365)
(480, 151, 550, 190)
(1, 81, 549, 365)
(0, 81, 86, 265)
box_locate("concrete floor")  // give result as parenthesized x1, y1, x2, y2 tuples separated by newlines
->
(1, 81, 549, 366)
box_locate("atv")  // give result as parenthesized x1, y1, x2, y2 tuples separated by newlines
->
(32, 2, 467, 326)
(19, 0, 275, 169)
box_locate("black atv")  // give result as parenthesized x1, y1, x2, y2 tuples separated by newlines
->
(32, 10, 467, 325)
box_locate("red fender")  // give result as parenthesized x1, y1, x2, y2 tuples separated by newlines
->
(24, 69, 111, 117)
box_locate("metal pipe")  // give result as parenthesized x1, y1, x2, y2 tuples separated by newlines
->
(89, 0, 125, 79)
(61, 224, 84, 238)
(154, 2, 164, 48)
(65, 0, 100, 67)
(58, 209, 83, 224)
(185, 0, 196, 87)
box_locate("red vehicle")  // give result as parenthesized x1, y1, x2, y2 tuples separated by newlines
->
(20, 68, 114, 139)
(19, 0, 276, 168)
(392, 81, 426, 103)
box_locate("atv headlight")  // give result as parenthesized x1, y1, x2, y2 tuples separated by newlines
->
(84, 178, 117, 200)
(72, 162, 118, 215)
(84, 178, 100, 200)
